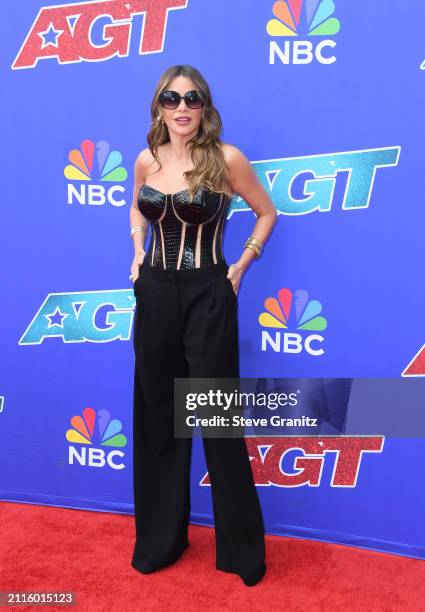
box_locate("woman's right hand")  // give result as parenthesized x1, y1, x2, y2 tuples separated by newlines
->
(131, 251, 146, 285)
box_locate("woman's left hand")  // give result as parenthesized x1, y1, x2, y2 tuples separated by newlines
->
(227, 262, 244, 295)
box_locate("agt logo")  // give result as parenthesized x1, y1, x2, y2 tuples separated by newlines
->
(267, 0, 341, 65)
(65, 139, 128, 207)
(18, 289, 135, 345)
(12, 0, 188, 70)
(259, 288, 327, 356)
(66, 407, 127, 469)
(229, 147, 401, 217)
(200, 436, 385, 488)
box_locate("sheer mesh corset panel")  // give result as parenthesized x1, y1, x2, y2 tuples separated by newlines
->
(137, 183, 232, 270)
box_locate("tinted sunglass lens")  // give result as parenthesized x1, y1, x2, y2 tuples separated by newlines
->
(186, 91, 203, 108)
(161, 91, 180, 109)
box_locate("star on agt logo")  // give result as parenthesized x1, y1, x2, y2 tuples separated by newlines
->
(267, 0, 341, 65)
(66, 407, 127, 469)
(200, 437, 385, 488)
(259, 288, 327, 356)
(65, 139, 128, 207)
(12, 0, 188, 70)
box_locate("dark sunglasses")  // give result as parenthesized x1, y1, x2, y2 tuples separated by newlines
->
(159, 89, 204, 110)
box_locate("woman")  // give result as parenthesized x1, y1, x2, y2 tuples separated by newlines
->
(129, 64, 277, 587)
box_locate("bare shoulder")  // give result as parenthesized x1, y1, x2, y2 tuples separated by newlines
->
(134, 147, 157, 180)
(220, 143, 252, 192)
(220, 142, 255, 193)
(220, 142, 249, 169)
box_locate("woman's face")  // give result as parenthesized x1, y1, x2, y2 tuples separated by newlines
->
(159, 76, 203, 138)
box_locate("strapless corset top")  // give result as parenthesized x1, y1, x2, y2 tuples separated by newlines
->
(137, 183, 232, 270)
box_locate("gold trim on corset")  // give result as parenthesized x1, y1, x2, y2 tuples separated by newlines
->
(212, 194, 224, 264)
(159, 220, 166, 269)
(195, 224, 202, 268)
(177, 222, 186, 270)
(150, 228, 156, 266)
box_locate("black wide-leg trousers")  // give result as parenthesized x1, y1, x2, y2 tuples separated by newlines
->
(131, 259, 266, 583)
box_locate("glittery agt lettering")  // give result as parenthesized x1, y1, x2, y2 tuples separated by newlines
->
(200, 437, 385, 487)
(12, 0, 187, 69)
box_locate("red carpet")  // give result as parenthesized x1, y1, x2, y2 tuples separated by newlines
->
(1, 501, 424, 611)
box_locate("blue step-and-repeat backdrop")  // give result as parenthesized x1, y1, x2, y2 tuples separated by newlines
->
(2, 1, 425, 559)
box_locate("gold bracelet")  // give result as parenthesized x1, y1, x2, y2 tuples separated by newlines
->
(244, 243, 261, 258)
(248, 236, 264, 249)
(244, 237, 263, 258)
(246, 237, 263, 254)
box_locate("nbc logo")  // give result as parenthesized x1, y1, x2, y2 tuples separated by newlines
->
(66, 407, 127, 469)
(266, 0, 341, 65)
(65, 139, 128, 207)
(259, 288, 327, 356)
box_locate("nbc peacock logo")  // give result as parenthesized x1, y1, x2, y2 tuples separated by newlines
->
(259, 288, 327, 356)
(66, 407, 127, 470)
(64, 139, 128, 208)
(266, 0, 341, 65)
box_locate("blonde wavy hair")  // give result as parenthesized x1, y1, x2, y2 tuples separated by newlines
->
(146, 64, 234, 201)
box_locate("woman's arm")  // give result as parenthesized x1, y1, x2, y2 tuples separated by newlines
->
(129, 149, 151, 281)
(222, 144, 278, 291)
